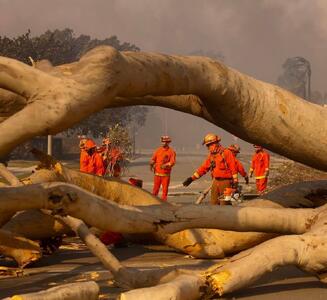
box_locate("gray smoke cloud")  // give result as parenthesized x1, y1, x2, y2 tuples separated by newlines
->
(1, 0, 326, 150)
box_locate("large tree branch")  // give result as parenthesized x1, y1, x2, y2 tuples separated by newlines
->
(0, 182, 317, 235)
(0, 47, 326, 170)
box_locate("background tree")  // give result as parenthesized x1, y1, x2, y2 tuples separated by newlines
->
(277, 56, 311, 100)
(0, 29, 148, 138)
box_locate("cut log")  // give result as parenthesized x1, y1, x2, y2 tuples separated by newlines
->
(3, 281, 99, 300)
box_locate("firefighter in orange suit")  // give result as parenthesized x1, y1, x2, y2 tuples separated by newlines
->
(228, 144, 249, 184)
(99, 137, 123, 177)
(249, 145, 270, 194)
(84, 139, 105, 176)
(79, 135, 89, 173)
(150, 136, 176, 201)
(183, 133, 238, 205)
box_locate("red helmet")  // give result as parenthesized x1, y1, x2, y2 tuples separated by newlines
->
(85, 139, 97, 150)
(161, 135, 171, 143)
(229, 144, 241, 153)
(202, 133, 221, 146)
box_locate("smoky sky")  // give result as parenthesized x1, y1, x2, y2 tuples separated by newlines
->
(1, 0, 326, 150)
(1, 0, 327, 89)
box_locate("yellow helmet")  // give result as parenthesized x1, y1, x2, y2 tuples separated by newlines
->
(202, 133, 221, 146)
(228, 144, 241, 153)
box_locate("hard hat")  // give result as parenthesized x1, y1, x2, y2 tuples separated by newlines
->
(202, 133, 221, 146)
(85, 139, 97, 150)
(228, 144, 241, 153)
(161, 135, 171, 143)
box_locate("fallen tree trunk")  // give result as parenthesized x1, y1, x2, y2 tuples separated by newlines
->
(0, 182, 318, 235)
(2, 182, 327, 297)
(4, 281, 100, 300)
(0, 47, 326, 170)
(19, 160, 326, 258)
(15, 159, 275, 258)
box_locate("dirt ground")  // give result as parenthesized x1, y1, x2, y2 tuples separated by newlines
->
(1, 152, 327, 299)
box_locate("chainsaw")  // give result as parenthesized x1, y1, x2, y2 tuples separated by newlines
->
(221, 185, 244, 205)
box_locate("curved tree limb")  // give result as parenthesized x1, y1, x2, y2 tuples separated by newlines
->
(0, 182, 318, 235)
(0, 47, 326, 170)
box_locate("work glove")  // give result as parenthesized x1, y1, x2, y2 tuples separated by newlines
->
(264, 170, 269, 177)
(249, 171, 253, 178)
(150, 164, 154, 172)
(183, 177, 193, 187)
(245, 175, 249, 185)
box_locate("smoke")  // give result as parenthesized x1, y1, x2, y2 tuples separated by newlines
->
(1, 0, 327, 88)
(1, 0, 326, 150)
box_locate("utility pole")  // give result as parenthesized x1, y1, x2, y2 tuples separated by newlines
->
(47, 135, 53, 156)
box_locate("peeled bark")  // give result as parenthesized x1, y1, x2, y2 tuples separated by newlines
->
(0, 47, 326, 170)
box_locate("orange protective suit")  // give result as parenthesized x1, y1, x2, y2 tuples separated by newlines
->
(87, 152, 105, 176)
(191, 145, 238, 205)
(250, 150, 270, 193)
(151, 146, 176, 201)
(80, 149, 89, 172)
